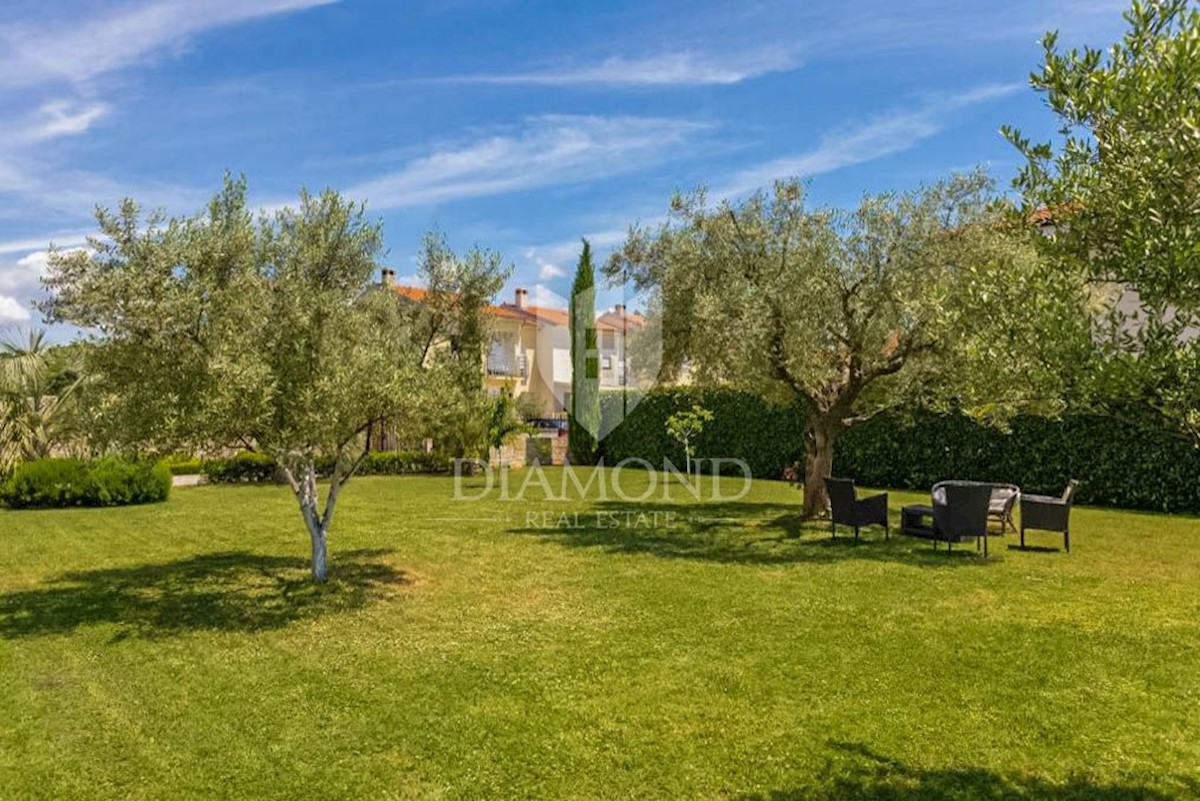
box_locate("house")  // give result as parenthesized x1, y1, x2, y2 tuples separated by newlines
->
(379, 270, 645, 417)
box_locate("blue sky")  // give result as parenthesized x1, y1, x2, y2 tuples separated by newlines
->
(0, 0, 1128, 334)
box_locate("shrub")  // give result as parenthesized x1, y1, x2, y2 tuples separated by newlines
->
(200, 450, 449, 483)
(0, 458, 88, 508)
(83, 457, 173, 506)
(358, 451, 450, 475)
(526, 437, 553, 466)
(202, 451, 278, 484)
(0, 457, 171, 509)
(163, 454, 204, 475)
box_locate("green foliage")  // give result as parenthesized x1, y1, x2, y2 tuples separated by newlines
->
(163, 455, 204, 475)
(1005, 0, 1200, 311)
(355, 450, 451, 476)
(0, 456, 170, 509)
(835, 409, 1200, 513)
(569, 239, 600, 464)
(665, 404, 714, 472)
(202, 450, 449, 483)
(601, 386, 1200, 514)
(600, 388, 805, 477)
(607, 174, 1091, 514)
(1005, 0, 1200, 446)
(0, 458, 87, 507)
(486, 391, 532, 455)
(514, 391, 545, 421)
(0, 330, 85, 474)
(40, 175, 508, 579)
(526, 436, 553, 465)
(202, 452, 278, 484)
(665, 405, 714, 446)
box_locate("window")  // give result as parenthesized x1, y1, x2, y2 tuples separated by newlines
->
(601, 330, 615, 349)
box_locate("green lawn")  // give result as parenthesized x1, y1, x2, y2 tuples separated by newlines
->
(2, 469, 1199, 799)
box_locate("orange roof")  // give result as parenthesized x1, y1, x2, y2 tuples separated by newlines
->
(390, 283, 540, 323)
(523, 305, 569, 326)
(491, 305, 536, 322)
(390, 283, 637, 329)
(393, 285, 429, 302)
(596, 308, 646, 331)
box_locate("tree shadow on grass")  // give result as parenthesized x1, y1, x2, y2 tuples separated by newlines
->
(510, 500, 995, 568)
(742, 741, 1194, 800)
(0, 549, 410, 641)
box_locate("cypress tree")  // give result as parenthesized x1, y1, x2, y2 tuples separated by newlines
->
(568, 239, 600, 463)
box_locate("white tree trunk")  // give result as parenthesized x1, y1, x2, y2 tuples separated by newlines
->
(285, 459, 345, 583)
(309, 524, 328, 583)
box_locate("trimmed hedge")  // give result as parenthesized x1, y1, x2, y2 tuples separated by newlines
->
(835, 411, 1200, 514)
(164, 455, 204, 475)
(599, 388, 805, 478)
(202, 452, 277, 484)
(1, 457, 172, 509)
(355, 451, 451, 476)
(202, 450, 450, 484)
(597, 387, 1200, 514)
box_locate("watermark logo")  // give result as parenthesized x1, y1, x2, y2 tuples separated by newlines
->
(452, 457, 752, 504)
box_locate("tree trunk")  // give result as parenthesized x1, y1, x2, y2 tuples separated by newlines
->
(309, 524, 328, 583)
(286, 459, 342, 583)
(801, 418, 839, 519)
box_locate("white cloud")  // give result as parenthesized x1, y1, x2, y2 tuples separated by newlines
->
(537, 261, 566, 281)
(519, 82, 1025, 281)
(0, 2, 333, 226)
(0, 232, 91, 256)
(0, 295, 31, 323)
(526, 228, 632, 270)
(0, 250, 50, 295)
(433, 47, 801, 87)
(345, 115, 712, 210)
(529, 284, 566, 309)
(22, 101, 111, 141)
(0, 0, 337, 90)
(712, 82, 1024, 199)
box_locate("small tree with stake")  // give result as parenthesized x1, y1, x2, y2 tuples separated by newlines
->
(666, 404, 713, 476)
(42, 176, 506, 581)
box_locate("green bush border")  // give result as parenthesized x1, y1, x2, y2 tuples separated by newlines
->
(0, 457, 172, 509)
(598, 387, 1200, 514)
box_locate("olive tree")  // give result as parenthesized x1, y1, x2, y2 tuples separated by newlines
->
(42, 176, 505, 580)
(1004, 0, 1200, 438)
(608, 173, 1090, 517)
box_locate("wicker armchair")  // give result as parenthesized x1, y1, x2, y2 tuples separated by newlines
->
(824, 477, 889, 541)
(1020, 480, 1079, 552)
(987, 484, 1021, 533)
(931, 481, 994, 555)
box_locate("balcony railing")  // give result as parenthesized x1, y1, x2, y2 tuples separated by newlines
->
(487, 353, 527, 377)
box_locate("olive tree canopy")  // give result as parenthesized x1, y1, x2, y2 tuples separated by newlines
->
(42, 176, 506, 580)
(607, 173, 1090, 517)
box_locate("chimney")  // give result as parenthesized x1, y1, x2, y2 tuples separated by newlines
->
(614, 303, 626, 315)
(381, 268, 396, 287)
(514, 288, 528, 309)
